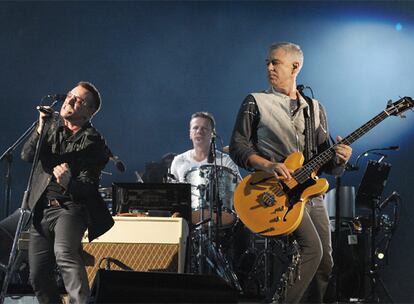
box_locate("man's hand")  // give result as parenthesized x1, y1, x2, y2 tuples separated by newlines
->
(248, 154, 293, 180)
(53, 163, 71, 190)
(36, 107, 52, 134)
(334, 136, 353, 165)
(264, 162, 293, 180)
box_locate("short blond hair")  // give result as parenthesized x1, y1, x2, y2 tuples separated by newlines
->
(269, 42, 304, 67)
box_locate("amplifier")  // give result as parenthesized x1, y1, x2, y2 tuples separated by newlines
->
(82, 216, 189, 285)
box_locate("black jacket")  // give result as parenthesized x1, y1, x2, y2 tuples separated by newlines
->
(21, 115, 114, 241)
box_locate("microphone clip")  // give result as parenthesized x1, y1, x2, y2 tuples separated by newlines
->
(208, 136, 216, 163)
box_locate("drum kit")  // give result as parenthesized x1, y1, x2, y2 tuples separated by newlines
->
(180, 163, 298, 301)
(95, 148, 299, 301)
(183, 164, 241, 291)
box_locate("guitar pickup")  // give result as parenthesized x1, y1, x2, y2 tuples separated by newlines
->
(271, 206, 285, 214)
(259, 191, 276, 207)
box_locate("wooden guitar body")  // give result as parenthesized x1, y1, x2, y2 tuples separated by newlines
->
(234, 152, 328, 236)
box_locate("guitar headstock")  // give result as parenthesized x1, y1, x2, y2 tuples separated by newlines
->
(386, 96, 414, 118)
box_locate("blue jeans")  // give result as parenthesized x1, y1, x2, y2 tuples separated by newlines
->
(284, 196, 333, 303)
(29, 201, 90, 304)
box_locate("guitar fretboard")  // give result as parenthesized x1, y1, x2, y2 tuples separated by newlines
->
(293, 109, 392, 184)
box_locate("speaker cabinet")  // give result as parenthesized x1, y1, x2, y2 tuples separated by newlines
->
(90, 269, 238, 303)
(82, 216, 188, 285)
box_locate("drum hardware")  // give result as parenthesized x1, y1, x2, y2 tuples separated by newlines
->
(235, 234, 299, 303)
(193, 218, 211, 228)
(185, 164, 241, 290)
(191, 231, 242, 292)
(185, 165, 238, 228)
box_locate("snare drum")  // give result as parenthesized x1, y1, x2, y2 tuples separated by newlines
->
(184, 165, 238, 227)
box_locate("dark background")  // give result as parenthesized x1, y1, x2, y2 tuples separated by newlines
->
(0, 1, 413, 301)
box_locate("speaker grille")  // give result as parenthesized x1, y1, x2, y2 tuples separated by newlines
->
(82, 243, 179, 285)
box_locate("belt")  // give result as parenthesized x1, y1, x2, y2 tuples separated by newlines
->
(47, 199, 61, 207)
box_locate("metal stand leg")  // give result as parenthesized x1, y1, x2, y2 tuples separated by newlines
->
(190, 167, 241, 291)
(237, 236, 299, 304)
(0, 208, 31, 303)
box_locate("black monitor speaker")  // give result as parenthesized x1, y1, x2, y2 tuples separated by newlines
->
(90, 269, 238, 303)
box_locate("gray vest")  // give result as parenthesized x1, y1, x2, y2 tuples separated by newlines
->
(251, 90, 321, 162)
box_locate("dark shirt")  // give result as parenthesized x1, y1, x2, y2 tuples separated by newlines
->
(44, 126, 73, 202)
(21, 114, 114, 241)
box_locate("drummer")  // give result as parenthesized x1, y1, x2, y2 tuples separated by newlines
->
(169, 111, 240, 182)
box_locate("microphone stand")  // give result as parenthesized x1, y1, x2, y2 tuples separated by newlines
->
(207, 135, 220, 246)
(0, 98, 60, 303)
(211, 136, 222, 246)
(333, 173, 342, 303)
(0, 121, 38, 218)
(0, 117, 48, 303)
(0, 97, 62, 218)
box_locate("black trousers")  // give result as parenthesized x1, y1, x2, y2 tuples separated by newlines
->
(29, 201, 90, 304)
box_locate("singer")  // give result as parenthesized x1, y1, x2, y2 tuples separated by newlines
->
(229, 42, 352, 303)
(21, 81, 114, 304)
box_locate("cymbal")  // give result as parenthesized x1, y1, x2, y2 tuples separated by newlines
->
(222, 146, 229, 153)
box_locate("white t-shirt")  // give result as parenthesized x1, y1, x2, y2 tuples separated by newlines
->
(169, 149, 240, 182)
(170, 149, 241, 220)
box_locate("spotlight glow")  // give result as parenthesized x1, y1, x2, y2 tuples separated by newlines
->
(396, 23, 403, 31)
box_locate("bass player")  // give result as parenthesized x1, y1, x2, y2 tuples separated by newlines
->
(229, 42, 352, 303)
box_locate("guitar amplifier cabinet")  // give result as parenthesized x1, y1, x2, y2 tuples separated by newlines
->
(81, 216, 189, 285)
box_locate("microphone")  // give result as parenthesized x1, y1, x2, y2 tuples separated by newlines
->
(384, 146, 399, 151)
(37, 93, 66, 115)
(211, 129, 217, 138)
(110, 155, 126, 173)
(353, 145, 400, 170)
(45, 94, 67, 102)
(297, 84, 305, 92)
(378, 191, 400, 210)
(297, 84, 315, 98)
(36, 105, 56, 115)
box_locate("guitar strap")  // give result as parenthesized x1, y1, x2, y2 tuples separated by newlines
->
(301, 93, 317, 162)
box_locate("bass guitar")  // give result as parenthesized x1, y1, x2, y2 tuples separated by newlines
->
(234, 96, 413, 236)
